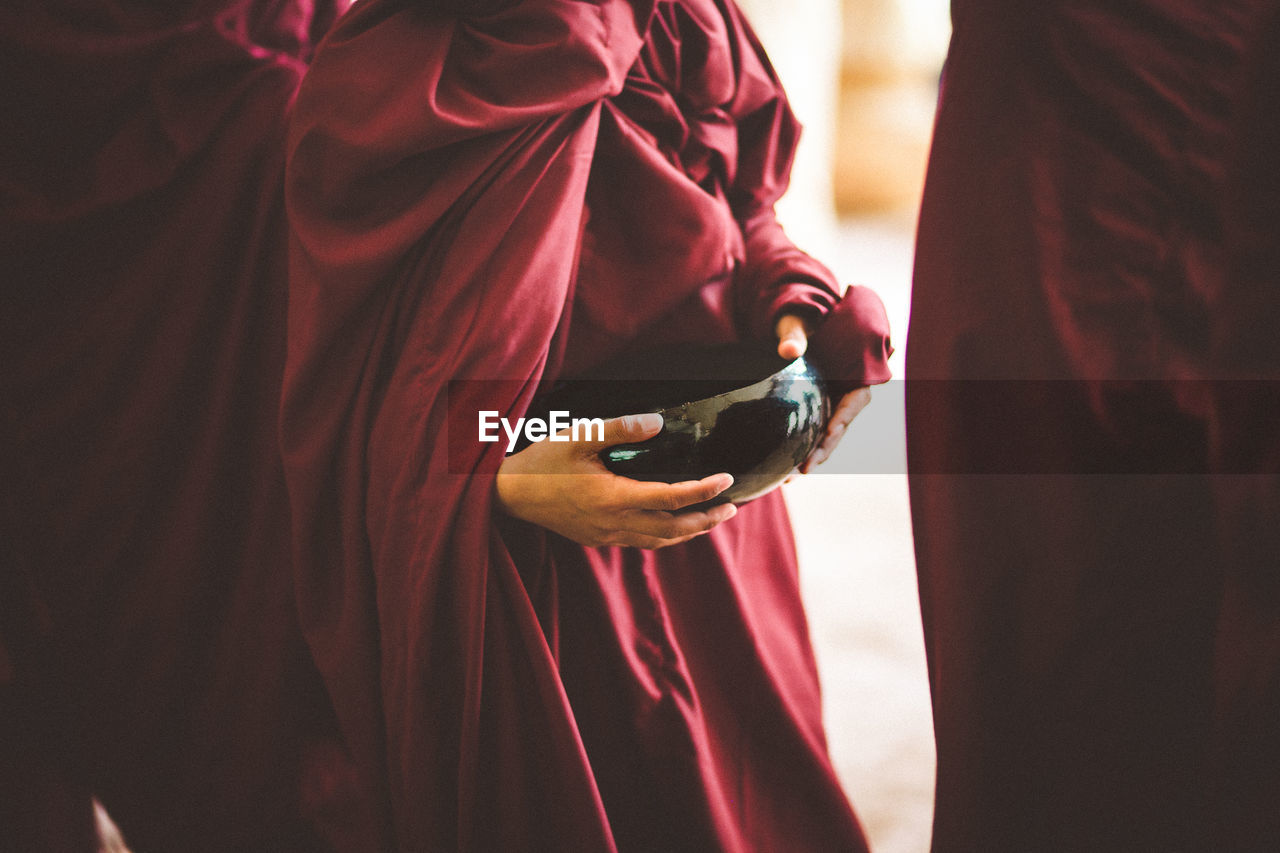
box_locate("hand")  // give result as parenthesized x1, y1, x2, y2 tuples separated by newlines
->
(494, 413, 737, 549)
(775, 313, 873, 473)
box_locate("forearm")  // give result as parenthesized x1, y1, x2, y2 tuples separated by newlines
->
(734, 207, 843, 340)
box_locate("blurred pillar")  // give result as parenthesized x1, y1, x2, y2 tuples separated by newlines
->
(836, 0, 949, 217)
(737, 0, 842, 254)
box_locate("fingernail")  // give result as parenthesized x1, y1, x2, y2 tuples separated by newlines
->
(719, 503, 738, 520)
(715, 473, 734, 492)
(633, 413, 663, 432)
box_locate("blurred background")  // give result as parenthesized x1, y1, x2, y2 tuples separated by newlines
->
(737, 2, 951, 851)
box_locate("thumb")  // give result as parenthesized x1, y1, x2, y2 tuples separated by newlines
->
(583, 412, 665, 451)
(775, 314, 809, 360)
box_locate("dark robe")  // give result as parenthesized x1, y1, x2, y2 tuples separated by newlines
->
(907, 1, 1280, 850)
(1207, 9, 1280, 849)
(282, 0, 889, 849)
(1, 2, 340, 850)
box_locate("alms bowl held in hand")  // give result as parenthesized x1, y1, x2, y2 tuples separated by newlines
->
(534, 342, 831, 506)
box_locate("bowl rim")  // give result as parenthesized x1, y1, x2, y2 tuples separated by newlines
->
(644, 354, 817, 414)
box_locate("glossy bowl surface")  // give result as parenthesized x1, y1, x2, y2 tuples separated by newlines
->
(535, 343, 831, 505)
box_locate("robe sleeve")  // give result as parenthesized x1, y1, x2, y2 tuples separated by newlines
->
(717, 4, 838, 339)
(720, 0, 893, 387)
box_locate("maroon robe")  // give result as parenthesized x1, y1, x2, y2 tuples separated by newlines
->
(1, 2, 340, 850)
(1208, 9, 1280, 849)
(908, 1, 1280, 850)
(282, 0, 888, 849)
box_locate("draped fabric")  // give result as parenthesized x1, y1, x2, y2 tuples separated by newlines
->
(1207, 9, 1280, 849)
(907, 1, 1280, 849)
(283, 0, 888, 848)
(1, 2, 341, 849)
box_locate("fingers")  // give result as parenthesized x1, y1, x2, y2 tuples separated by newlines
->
(581, 412, 664, 452)
(620, 531, 706, 550)
(801, 386, 872, 473)
(624, 473, 734, 512)
(775, 314, 809, 360)
(831, 386, 873, 426)
(617, 502, 738, 546)
(502, 412, 743, 549)
(592, 473, 737, 548)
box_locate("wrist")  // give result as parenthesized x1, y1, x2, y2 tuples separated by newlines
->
(493, 463, 525, 520)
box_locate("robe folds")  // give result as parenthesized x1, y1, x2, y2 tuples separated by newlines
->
(1207, 9, 1280, 849)
(907, 1, 1280, 850)
(282, 0, 889, 849)
(1, 1, 340, 850)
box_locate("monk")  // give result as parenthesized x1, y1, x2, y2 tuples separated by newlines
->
(907, 1, 1280, 850)
(282, 0, 891, 849)
(1, 1, 340, 849)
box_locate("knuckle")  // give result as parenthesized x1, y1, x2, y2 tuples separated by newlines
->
(598, 485, 627, 512)
(657, 519, 687, 539)
(645, 487, 678, 512)
(661, 491, 687, 512)
(683, 509, 715, 529)
(664, 515, 698, 536)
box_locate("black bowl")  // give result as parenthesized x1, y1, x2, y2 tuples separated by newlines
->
(533, 342, 831, 506)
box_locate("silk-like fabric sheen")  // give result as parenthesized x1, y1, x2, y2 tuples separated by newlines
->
(2, 1, 341, 850)
(908, 2, 1280, 850)
(283, 0, 888, 849)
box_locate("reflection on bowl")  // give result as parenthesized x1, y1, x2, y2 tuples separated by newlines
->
(535, 343, 831, 506)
